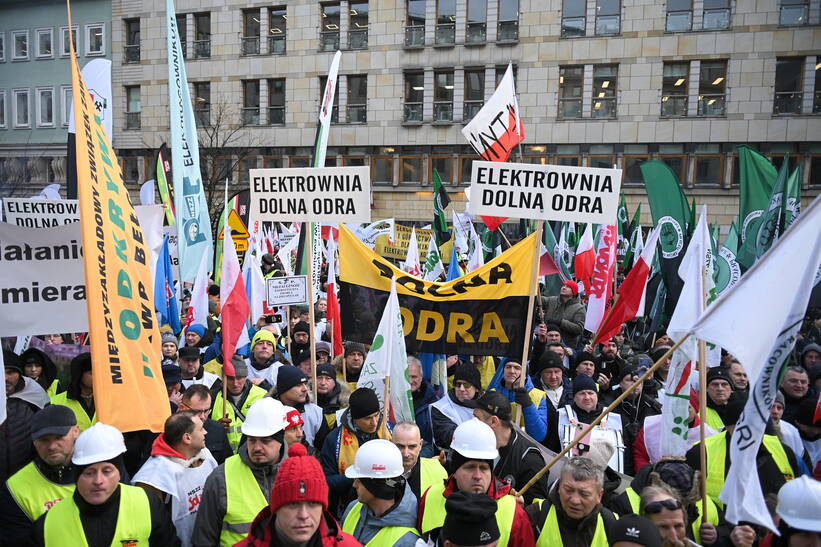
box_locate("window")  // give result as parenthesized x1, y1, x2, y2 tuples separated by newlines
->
(464, 69, 485, 120)
(319, 76, 339, 123)
(289, 156, 310, 168)
(242, 80, 261, 125)
(466, 0, 487, 44)
(61, 86, 72, 126)
(703, 0, 730, 29)
(121, 158, 140, 184)
(562, 0, 586, 37)
(267, 78, 285, 125)
(430, 156, 455, 184)
(36, 88, 54, 127)
(596, 0, 620, 35)
(588, 154, 616, 169)
(434, 70, 454, 121)
(372, 156, 394, 183)
(242, 9, 261, 55)
(125, 86, 140, 129)
(124, 19, 140, 63)
(404, 72, 424, 122)
(523, 145, 549, 164)
(666, 0, 692, 32)
(592, 64, 617, 118)
(321, 3, 341, 51)
(661, 62, 689, 117)
(269, 7, 286, 54)
(215, 157, 235, 182)
(0, 33, 5, 62)
(13, 89, 30, 128)
(559, 66, 583, 119)
(193, 81, 210, 127)
(349, 2, 369, 49)
(264, 157, 284, 168)
(343, 156, 366, 166)
(436, 0, 456, 45)
(347, 75, 367, 123)
(694, 155, 723, 186)
(61, 26, 78, 56)
(405, 0, 425, 47)
(401, 156, 423, 183)
(85, 23, 105, 56)
(498, 0, 519, 41)
(660, 154, 688, 184)
(0, 90, 6, 128)
(460, 156, 475, 183)
(12, 30, 29, 60)
(774, 57, 804, 115)
(815, 62, 821, 113)
(36, 28, 53, 58)
(810, 155, 821, 186)
(495, 64, 517, 87)
(240, 157, 257, 183)
(623, 155, 649, 185)
(698, 61, 726, 116)
(176, 16, 187, 57)
(194, 13, 211, 58)
(780, 0, 808, 26)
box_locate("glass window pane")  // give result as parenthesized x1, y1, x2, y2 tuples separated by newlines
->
(322, 3, 341, 29)
(666, 10, 691, 31)
(348, 75, 367, 104)
(563, 0, 585, 17)
(39, 31, 52, 55)
(499, 0, 518, 20)
(89, 26, 103, 52)
(269, 79, 284, 106)
(405, 73, 424, 102)
(40, 90, 53, 124)
(465, 70, 484, 101)
(401, 157, 422, 183)
(438, 0, 456, 22)
(373, 157, 393, 182)
(775, 58, 803, 92)
(431, 157, 453, 183)
(407, 0, 426, 24)
(668, 0, 691, 11)
(350, 2, 369, 29)
(16, 92, 29, 125)
(467, 0, 487, 22)
(699, 61, 726, 93)
(435, 72, 454, 101)
(597, 0, 619, 15)
(694, 156, 722, 185)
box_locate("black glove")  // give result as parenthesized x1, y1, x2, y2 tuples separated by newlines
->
(513, 387, 533, 408)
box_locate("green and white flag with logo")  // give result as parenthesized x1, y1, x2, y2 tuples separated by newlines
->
(736, 145, 776, 270)
(783, 164, 802, 230)
(714, 222, 741, 297)
(423, 234, 445, 281)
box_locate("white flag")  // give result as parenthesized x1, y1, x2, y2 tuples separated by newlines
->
(357, 219, 395, 248)
(423, 235, 445, 281)
(668, 205, 711, 346)
(242, 239, 267, 324)
(402, 227, 422, 277)
(453, 210, 472, 254)
(184, 250, 211, 332)
(356, 279, 415, 423)
(689, 196, 821, 531)
(467, 224, 485, 272)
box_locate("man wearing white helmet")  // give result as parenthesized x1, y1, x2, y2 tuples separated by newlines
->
(417, 418, 536, 547)
(192, 397, 286, 547)
(340, 439, 422, 546)
(33, 422, 179, 546)
(774, 475, 821, 546)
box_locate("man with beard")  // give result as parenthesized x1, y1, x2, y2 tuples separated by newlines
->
(430, 363, 484, 451)
(314, 363, 350, 430)
(178, 346, 220, 391)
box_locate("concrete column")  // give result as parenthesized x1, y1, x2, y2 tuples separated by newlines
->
(424, 69, 434, 121)
(688, 60, 700, 117)
(455, 0, 466, 43)
(338, 74, 348, 123)
(259, 79, 268, 124)
(586, 0, 597, 36)
(425, 0, 436, 45)
(582, 64, 593, 118)
(692, 0, 703, 30)
(484, 65, 495, 101)
(260, 8, 269, 54)
(801, 56, 816, 114)
(454, 68, 465, 121)
(487, 0, 498, 42)
(340, 0, 349, 50)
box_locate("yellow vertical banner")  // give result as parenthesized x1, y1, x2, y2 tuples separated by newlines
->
(68, 1, 169, 432)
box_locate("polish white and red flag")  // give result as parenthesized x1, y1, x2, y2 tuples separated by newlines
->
(583, 224, 618, 334)
(574, 223, 595, 289)
(184, 251, 210, 332)
(220, 230, 250, 376)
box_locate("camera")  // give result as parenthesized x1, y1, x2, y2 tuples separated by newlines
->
(264, 314, 283, 324)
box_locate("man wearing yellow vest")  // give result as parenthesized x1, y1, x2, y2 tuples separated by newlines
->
(50, 353, 96, 432)
(392, 421, 447, 501)
(703, 367, 735, 431)
(33, 422, 178, 546)
(1, 405, 78, 544)
(527, 456, 617, 547)
(340, 439, 422, 546)
(193, 398, 287, 546)
(210, 357, 267, 453)
(418, 418, 535, 547)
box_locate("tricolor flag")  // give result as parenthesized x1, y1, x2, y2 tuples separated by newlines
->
(242, 239, 266, 325)
(574, 223, 595, 289)
(220, 222, 250, 376)
(583, 224, 618, 334)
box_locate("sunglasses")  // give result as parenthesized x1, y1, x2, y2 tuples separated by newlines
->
(644, 498, 683, 514)
(454, 381, 473, 389)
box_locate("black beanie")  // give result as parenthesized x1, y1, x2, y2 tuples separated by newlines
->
(453, 363, 482, 390)
(276, 365, 308, 395)
(534, 350, 564, 375)
(448, 450, 494, 476)
(349, 388, 381, 419)
(359, 476, 406, 501)
(293, 321, 311, 335)
(574, 351, 598, 369)
(572, 374, 598, 396)
(442, 491, 500, 546)
(345, 342, 366, 357)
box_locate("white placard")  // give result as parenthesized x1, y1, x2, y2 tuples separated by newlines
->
(468, 161, 622, 224)
(266, 275, 308, 306)
(3, 198, 80, 227)
(249, 167, 372, 224)
(0, 222, 88, 336)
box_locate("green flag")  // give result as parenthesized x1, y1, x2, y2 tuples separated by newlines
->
(555, 222, 576, 280)
(754, 156, 791, 260)
(622, 204, 642, 270)
(433, 169, 451, 246)
(736, 145, 776, 269)
(616, 194, 630, 265)
(480, 225, 499, 263)
(714, 221, 741, 296)
(783, 164, 802, 230)
(688, 197, 697, 235)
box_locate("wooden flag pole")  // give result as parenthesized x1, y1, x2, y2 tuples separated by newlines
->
(515, 334, 691, 497)
(285, 305, 293, 361)
(306, 222, 319, 402)
(222, 369, 228, 421)
(514, 223, 544, 427)
(383, 375, 391, 425)
(698, 265, 709, 519)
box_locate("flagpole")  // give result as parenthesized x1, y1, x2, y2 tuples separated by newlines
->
(590, 293, 621, 346)
(516, 334, 691, 497)
(307, 222, 319, 402)
(285, 305, 293, 361)
(698, 265, 709, 519)
(383, 375, 391, 425)
(222, 178, 230, 422)
(515, 223, 544, 427)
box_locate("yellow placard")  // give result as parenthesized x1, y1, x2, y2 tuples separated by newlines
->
(373, 224, 453, 263)
(69, 7, 169, 433)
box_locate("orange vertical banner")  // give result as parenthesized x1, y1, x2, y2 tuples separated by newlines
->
(68, 0, 169, 432)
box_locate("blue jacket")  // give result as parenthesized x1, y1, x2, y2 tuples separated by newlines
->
(412, 380, 440, 457)
(491, 376, 548, 442)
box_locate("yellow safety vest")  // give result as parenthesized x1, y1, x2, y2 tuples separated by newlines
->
(419, 458, 447, 497)
(45, 379, 59, 398)
(43, 485, 152, 547)
(342, 502, 420, 546)
(220, 454, 268, 546)
(536, 502, 609, 547)
(50, 393, 96, 432)
(211, 386, 267, 453)
(6, 461, 75, 521)
(705, 407, 724, 431)
(624, 486, 718, 544)
(420, 482, 516, 547)
(701, 431, 794, 508)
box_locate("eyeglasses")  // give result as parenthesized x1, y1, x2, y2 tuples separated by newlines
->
(454, 381, 473, 389)
(643, 498, 683, 515)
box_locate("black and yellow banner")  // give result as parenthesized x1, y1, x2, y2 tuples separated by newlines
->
(339, 225, 538, 356)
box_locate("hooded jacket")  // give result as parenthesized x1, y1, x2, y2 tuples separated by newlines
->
(236, 507, 360, 547)
(1, 376, 49, 482)
(19, 348, 59, 395)
(541, 294, 586, 347)
(340, 483, 420, 547)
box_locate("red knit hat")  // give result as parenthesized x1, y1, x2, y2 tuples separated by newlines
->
(563, 280, 579, 296)
(284, 408, 304, 430)
(268, 443, 329, 513)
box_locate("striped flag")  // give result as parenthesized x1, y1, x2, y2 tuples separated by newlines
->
(220, 223, 250, 376)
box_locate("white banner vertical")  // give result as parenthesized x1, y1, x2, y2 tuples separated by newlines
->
(68, 58, 113, 142)
(312, 50, 342, 168)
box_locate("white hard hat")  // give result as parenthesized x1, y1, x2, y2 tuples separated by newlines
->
(241, 397, 286, 437)
(776, 476, 821, 532)
(345, 439, 404, 479)
(451, 418, 498, 460)
(72, 422, 126, 466)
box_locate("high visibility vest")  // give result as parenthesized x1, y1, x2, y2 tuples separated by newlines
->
(6, 461, 75, 521)
(705, 407, 724, 431)
(419, 458, 447, 497)
(210, 386, 267, 453)
(701, 431, 795, 508)
(43, 485, 152, 547)
(50, 393, 96, 432)
(420, 482, 516, 547)
(536, 502, 609, 547)
(342, 502, 420, 546)
(45, 379, 59, 398)
(624, 486, 718, 544)
(220, 455, 268, 546)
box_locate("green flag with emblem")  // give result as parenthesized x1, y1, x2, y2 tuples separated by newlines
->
(736, 145, 776, 270)
(714, 221, 741, 296)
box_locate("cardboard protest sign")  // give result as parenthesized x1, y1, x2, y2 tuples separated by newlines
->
(468, 161, 622, 224)
(338, 225, 537, 356)
(267, 275, 308, 306)
(374, 224, 432, 262)
(3, 198, 80, 227)
(249, 167, 371, 224)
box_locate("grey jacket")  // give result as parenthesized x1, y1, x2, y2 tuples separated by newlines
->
(340, 483, 421, 547)
(541, 295, 586, 347)
(190, 442, 281, 547)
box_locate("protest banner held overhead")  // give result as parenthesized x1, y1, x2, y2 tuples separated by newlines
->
(2, 198, 80, 227)
(249, 166, 372, 224)
(338, 225, 538, 357)
(266, 275, 308, 307)
(468, 161, 622, 225)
